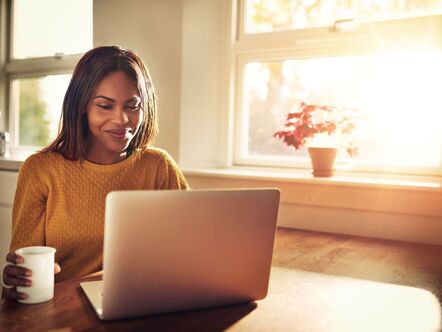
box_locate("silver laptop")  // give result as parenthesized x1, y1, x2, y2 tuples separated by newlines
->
(81, 188, 280, 320)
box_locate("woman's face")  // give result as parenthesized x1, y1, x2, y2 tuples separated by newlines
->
(85, 71, 143, 164)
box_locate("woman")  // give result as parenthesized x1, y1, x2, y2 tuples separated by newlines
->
(2, 46, 189, 300)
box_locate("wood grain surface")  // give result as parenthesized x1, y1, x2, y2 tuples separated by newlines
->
(1, 228, 442, 332)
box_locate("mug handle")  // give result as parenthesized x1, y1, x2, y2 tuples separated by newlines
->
(1, 263, 14, 289)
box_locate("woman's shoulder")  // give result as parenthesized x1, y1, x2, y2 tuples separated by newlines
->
(23, 151, 64, 165)
(135, 147, 175, 163)
(134, 147, 188, 189)
(21, 151, 66, 173)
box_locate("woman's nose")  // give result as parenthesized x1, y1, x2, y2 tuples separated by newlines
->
(111, 107, 129, 124)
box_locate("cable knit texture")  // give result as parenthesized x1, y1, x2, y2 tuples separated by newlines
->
(10, 148, 189, 282)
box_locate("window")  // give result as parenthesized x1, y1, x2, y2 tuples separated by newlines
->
(233, 0, 442, 176)
(0, 0, 93, 151)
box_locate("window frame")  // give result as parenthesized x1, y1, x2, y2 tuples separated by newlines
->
(0, 0, 89, 153)
(231, 0, 442, 176)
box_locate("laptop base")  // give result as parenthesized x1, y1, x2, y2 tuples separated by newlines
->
(81, 281, 104, 319)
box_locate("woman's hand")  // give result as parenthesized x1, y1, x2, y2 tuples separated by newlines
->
(2, 252, 61, 300)
(2, 253, 30, 300)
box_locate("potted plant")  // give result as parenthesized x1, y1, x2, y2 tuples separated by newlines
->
(274, 102, 358, 177)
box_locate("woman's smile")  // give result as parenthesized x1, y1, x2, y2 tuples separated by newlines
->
(106, 128, 132, 140)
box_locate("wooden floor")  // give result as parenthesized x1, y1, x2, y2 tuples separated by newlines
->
(273, 228, 442, 304)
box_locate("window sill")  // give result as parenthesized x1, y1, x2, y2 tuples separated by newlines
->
(2, 153, 441, 193)
(179, 165, 442, 226)
(182, 166, 442, 193)
(0, 152, 31, 171)
(183, 166, 442, 246)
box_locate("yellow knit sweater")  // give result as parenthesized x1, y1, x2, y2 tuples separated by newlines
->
(10, 148, 189, 282)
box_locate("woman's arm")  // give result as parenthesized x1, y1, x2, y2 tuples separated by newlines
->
(2, 155, 48, 300)
(10, 155, 47, 251)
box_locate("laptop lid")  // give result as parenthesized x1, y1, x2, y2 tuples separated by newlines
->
(99, 188, 280, 320)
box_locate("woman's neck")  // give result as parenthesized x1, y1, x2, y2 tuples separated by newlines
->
(85, 149, 127, 165)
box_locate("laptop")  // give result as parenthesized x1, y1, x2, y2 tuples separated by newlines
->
(81, 188, 280, 320)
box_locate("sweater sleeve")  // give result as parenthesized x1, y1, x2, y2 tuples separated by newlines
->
(10, 155, 48, 252)
(155, 151, 190, 190)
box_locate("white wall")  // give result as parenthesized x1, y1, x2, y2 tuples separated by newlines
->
(94, 0, 183, 161)
(94, 0, 225, 167)
(179, 0, 224, 168)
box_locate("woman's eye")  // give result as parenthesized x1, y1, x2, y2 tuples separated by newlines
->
(125, 105, 140, 112)
(98, 104, 112, 110)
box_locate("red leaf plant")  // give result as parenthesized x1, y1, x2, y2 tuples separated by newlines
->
(274, 102, 359, 157)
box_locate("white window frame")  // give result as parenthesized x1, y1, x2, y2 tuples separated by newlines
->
(0, 0, 86, 153)
(231, 0, 442, 176)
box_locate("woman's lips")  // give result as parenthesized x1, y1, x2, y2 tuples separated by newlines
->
(106, 129, 131, 140)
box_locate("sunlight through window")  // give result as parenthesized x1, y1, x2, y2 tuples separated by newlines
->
(245, 0, 442, 33)
(12, 0, 93, 59)
(6, 0, 92, 150)
(242, 51, 442, 169)
(236, 0, 442, 175)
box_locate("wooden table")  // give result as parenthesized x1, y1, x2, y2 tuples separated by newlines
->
(2, 228, 442, 332)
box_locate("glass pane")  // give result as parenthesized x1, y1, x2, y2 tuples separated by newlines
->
(243, 51, 442, 168)
(12, 0, 93, 59)
(16, 75, 71, 147)
(245, 0, 442, 33)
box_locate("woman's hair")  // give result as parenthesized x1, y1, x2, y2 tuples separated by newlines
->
(43, 45, 158, 160)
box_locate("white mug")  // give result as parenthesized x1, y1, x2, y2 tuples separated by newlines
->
(14, 246, 57, 304)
